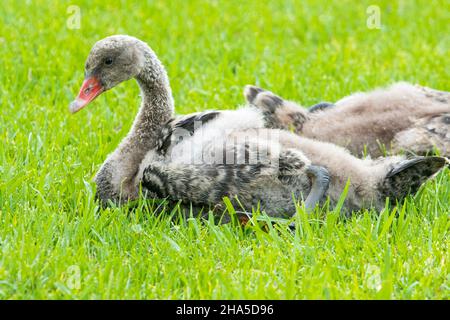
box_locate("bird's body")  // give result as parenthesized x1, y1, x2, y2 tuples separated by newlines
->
(246, 83, 450, 158)
(70, 35, 447, 219)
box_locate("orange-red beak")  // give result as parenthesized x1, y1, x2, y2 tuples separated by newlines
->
(69, 76, 104, 113)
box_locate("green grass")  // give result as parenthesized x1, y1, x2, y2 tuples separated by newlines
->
(0, 0, 449, 299)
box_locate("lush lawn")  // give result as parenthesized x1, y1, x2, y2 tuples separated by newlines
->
(0, 0, 449, 299)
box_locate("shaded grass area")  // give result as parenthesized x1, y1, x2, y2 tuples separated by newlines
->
(0, 0, 449, 299)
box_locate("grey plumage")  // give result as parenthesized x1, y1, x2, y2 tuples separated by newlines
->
(80, 36, 175, 204)
(245, 83, 450, 158)
(70, 35, 447, 219)
(140, 124, 447, 216)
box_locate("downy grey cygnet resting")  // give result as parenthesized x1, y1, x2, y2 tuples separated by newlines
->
(69, 35, 447, 219)
(69, 35, 326, 218)
(245, 83, 450, 158)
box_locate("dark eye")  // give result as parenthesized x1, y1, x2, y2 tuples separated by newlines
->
(104, 57, 113, 65)
(443, 116, 450, 124)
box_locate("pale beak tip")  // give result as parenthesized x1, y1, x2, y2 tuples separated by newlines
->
(69, 99, 85, 114)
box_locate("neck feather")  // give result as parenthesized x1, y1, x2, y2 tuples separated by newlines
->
(95, 45, 174, 204)
(127, 48, 174, 151)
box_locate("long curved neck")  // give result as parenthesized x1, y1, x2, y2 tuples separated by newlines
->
(95, 46, 174, 204)
(121, 49, 174, 155)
